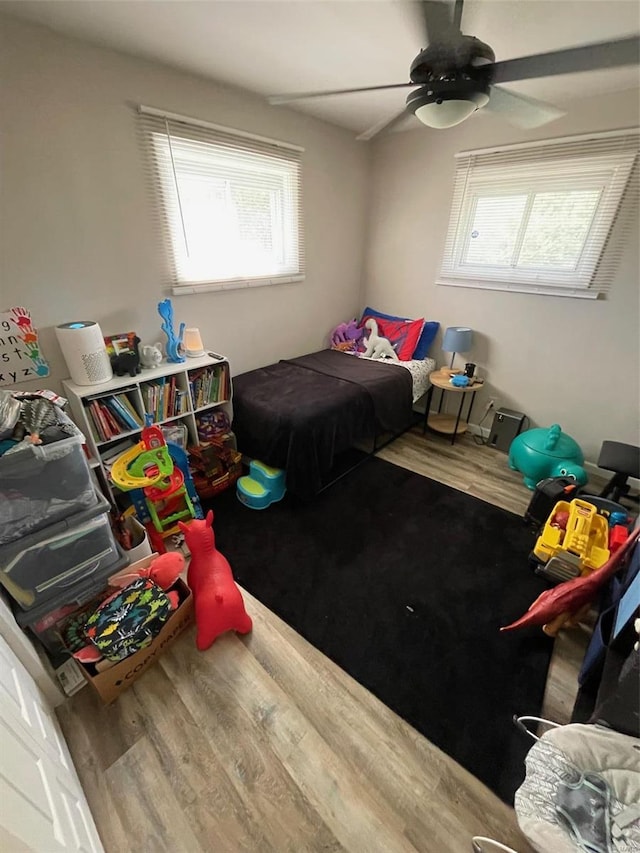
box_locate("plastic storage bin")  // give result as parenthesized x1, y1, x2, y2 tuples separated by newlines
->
(0, 433, 96, 546)
(13, 547, 128, 660)
(0, 492, 120, 611)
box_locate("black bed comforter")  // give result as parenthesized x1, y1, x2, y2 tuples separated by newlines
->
(232, 349, 413, 498)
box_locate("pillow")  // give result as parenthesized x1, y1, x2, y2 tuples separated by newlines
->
(360, 313, 424, 361)
(361, 306, 440, 360)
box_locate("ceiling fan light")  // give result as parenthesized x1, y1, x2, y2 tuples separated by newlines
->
(415, 99, 477, 128)
(407, 85, 490, 129)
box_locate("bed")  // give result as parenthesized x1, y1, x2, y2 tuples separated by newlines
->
(232, 349, 435, 498)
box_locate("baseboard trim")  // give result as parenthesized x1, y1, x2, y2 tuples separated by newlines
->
(463, 419, 640, 492)
(467, 423, 490, 440)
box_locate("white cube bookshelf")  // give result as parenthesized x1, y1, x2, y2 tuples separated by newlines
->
(63, 353, 232, 497)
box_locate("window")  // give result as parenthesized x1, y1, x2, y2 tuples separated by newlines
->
(438, 129, 638, 298)
(140, 107, 304, 294)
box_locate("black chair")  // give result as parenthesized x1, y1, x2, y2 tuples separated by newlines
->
(598, 441, 640, 503)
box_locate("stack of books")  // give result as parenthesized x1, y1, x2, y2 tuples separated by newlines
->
(141, 376, 189, 422)
(189, 363, 229, 409)
(84, 393, 143, 443)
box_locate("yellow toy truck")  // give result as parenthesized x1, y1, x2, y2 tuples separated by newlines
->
(532, 498, 610, 582)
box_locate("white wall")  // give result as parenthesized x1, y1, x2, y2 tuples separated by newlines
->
(0, 15, 370, 391)
(364, 90, 640, 461)
(2, 15, 638, 464)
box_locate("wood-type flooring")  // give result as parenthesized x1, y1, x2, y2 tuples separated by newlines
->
(59, 428, 598, 852)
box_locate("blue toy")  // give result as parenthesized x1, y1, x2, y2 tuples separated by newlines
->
(508, 423, 588, 490)
(450, 374, 470, 387)
(609, 511, 631, 528)
(237, 460, 286, 510)
(158, 299, 185, 363)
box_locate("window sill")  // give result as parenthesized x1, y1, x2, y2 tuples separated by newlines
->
(436, 277, 601, 300)
(171, 275, 305, 296)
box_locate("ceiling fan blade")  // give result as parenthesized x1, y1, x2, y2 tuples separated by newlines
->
(486, 85, 566, 129)
(452, 0, 464, 31)
(418, 1, 454, 45)
(356, 107, 410, 142)
(268, 82, 415, 105)
(489, 35, 640, 84)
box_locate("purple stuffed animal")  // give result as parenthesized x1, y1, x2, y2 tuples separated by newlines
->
(330, 319, 365, 351)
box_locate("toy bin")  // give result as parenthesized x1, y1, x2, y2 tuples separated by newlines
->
(0, 492, 120, 611)
(0, 433, 96, 547)
(13, 546, 128, 660)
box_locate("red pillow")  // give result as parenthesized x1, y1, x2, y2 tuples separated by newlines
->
(361, 315, 424, 361)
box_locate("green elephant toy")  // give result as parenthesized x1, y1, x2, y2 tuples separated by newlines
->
(508, 423, 588, 490)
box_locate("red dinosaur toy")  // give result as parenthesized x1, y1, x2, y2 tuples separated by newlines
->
(178, 510, 252, 650)
(501, 527, 640, 637)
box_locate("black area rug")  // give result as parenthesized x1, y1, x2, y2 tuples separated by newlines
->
(208, 457, 553, 804)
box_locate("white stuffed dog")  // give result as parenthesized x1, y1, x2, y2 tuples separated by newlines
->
(362, 318, 399, 361)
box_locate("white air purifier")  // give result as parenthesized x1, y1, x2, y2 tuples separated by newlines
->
(55, 321, 113, 386)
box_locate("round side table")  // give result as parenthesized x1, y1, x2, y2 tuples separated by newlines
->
(424, 371, 480, 445)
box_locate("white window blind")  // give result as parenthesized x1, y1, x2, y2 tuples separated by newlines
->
(139, 106, 305, 295)
(438, 128, 639, 299)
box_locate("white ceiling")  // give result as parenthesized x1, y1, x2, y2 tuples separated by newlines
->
(3, 0, 639, 134)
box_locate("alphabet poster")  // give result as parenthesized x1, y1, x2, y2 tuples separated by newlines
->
(0, 307, 50, 386)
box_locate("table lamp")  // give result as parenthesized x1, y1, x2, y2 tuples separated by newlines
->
(184, 328, 205, 358)
(442, 326, 473, 370)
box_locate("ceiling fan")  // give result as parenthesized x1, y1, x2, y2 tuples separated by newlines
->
(267, 0, 640, 140)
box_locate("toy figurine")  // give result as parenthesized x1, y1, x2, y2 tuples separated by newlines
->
(158, 299, 185, 363)
(508, 424, 588, 490)
(139, 342, 163, 369)
(550, 510, 570, 531)
(110, 336, 141, 377)
(330, 319, 365, 352)
(361, 318, 399, 361)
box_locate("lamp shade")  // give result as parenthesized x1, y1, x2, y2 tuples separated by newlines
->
(184, 327, 205, 358)
(442, 326, 473, 354)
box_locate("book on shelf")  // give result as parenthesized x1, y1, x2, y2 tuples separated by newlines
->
(159, 376, 167, 421)
(119, 395, 142, 426)
(104, 397, 138, 431)
(84, 392, 142, 442)
(142, 377, 189, 422)
(189, 363, 228, 409)
(167, 376, 174, 421)
(101, 404, 122, 437)
(84, 409, 101, 444)
(220, 363, 230, 401)
(87, 400, 109, 442)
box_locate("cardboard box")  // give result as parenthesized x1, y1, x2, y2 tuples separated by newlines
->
(74, 559, 193, 703)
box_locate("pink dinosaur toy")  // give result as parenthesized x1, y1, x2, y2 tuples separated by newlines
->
(178, 510, 252, 650)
